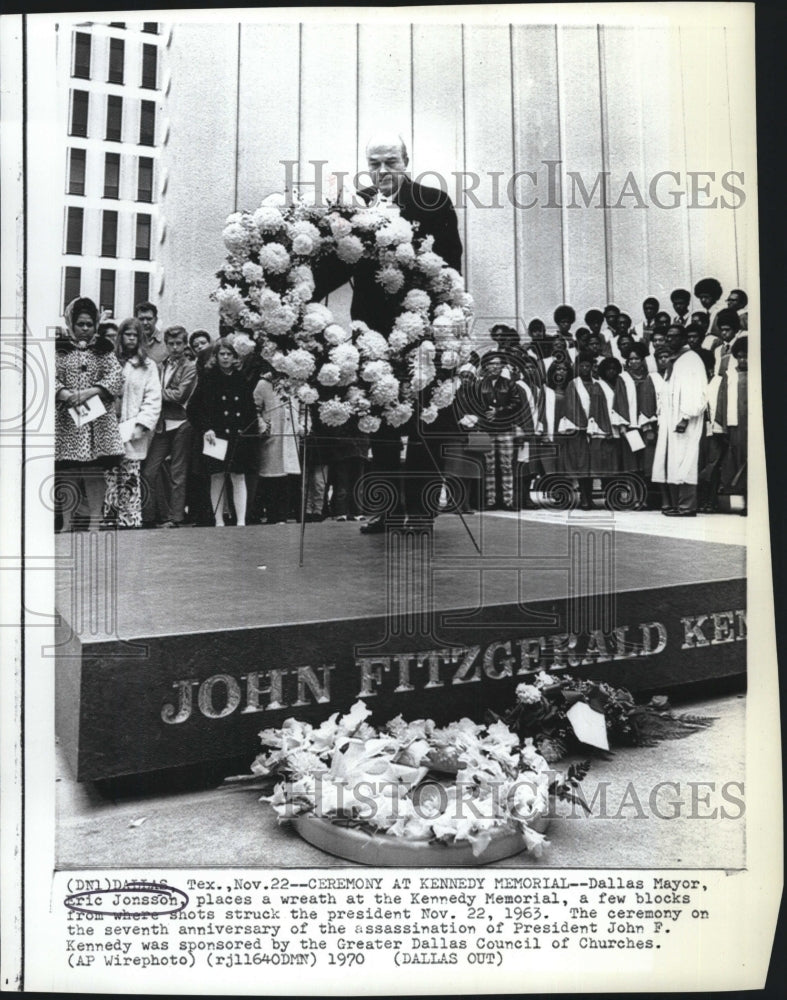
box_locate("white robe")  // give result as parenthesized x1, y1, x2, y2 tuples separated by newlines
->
(651, 348, 707, 485)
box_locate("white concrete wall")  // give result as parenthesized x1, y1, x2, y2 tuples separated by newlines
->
(158, 19, 754, 342)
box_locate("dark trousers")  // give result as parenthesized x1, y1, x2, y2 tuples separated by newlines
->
(142, 422, 193, 524)
(361, 427, 403, 519)
(333, 456, 365, 517)
(404, 433, 446, 520)
(668, 482, 698, 513)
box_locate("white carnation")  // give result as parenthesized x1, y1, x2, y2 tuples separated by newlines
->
(330, 343, 360, 369)
(222, 222, 249, 254)
(393, 311, 426, 342)
(384, 401, 413, 428)
(420, 405, 439, 424)
(317, 363, 341, 386)
(319, 399, 352, 426)
(262, 305, 297, 337)
(324, 323, 352, 346)
(431, 379, 457, 408)
(361, 360, 393, 383)
(358, 415, 381, 434)
(292, 234, 317, 256)
(417, 251, 444, 278)
(297, 385, 319, 404)
(387, 330, 408, 352)
(281, 348, 316, 380)
(336, 235, 365, 264)
(329, 215, 353, 239)
(376, 266, 405, 295)
(403, 289, 431, 313)
(214, 286, 245, 318)
(289, 219, 320, 241)
(369, 374, 401, 405)
(259, 243, 291, 274)
(356, 330, 389, 360)
(253, 206, 285, 234)
(242, 261, 264, 284)
(395, 242, 417, 267)
(302, 304, 333, 335)
(350, 211, 379, 231)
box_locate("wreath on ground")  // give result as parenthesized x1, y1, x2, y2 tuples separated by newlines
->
(213, 193, 474, 433)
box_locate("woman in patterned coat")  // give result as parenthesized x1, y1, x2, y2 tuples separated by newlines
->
(54, 297, 125, 531)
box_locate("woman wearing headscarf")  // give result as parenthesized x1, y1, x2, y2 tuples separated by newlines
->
(54, 297, 125, 531)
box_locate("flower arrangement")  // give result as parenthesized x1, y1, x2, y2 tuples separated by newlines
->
(253, 701, 587, 859)
(491, 671, 716, 762)
(213, 193, 474, 431)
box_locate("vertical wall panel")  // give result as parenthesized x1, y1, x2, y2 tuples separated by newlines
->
(724, 24, 755, 296)
(601, 25, 648, 315)
(356, 23, 412, 182)
(511, 24, 564, 330)
(159, 22, 237, 334)
(556, 26, 607, 318)
(637, 26, 690, 312)
(236, 24, 300, 208)
(680, 25, 738, 297)
(463, 24, 516, 344)
(411, 23, 465, 261)
(300, 23, 358, 197)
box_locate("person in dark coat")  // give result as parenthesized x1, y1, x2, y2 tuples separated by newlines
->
(186, 337, 258, 526)
(312, 133, 463, 533)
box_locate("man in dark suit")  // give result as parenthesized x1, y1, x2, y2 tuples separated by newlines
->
(313, 134, 464, 533)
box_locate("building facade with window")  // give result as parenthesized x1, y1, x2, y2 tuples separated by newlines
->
(58, 20, 165, 320)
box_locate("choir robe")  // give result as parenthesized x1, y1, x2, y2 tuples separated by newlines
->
(514, 379, 540, 473)
(534, 386, 567, 474)
(717, 364, 747, 494)
(560, 377, 593, 475)
(652, 347, 708, 486)
(614, 372, 658, 474)
(697, 373, 726, 495)
(588, 379, 624, 474)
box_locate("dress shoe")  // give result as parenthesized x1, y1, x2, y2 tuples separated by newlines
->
(663, 509, 696, 517)
(661, 507, 677, 515)
(360, 516, 387, 535)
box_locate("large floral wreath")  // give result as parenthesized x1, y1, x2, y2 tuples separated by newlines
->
(212, 193, 474, 432)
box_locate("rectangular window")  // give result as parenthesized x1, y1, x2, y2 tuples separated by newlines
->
(65, 207, 83, 254)
(135, 214, 152, 260)
(109, 22, 126, 28)
(142, 22, 159, 34)
(68, 148, 86, 195)
(141, 43, 157, 89)
(70, 90, 89, 137)
(106, 95, 123, 141)
(99, 269, 116, 315)
(101, 210, 118, 257)
(63, 267, 81, 312)
(108, 37, 125, 84)
(137, 157, 154, 202)
(73, 32, 91, 79)
(103, 152, 120, 199)
(139, 100, 155, 146)
(134, 271, 150, 305)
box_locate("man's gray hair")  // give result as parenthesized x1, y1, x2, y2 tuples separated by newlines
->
(365, 133, 409, 160)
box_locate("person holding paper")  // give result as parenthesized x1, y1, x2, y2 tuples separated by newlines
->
(103, 318, 162, 528)
(142, 326, 197, 528)
(54, 297, 125, 532)
(186, 337, 258, 527)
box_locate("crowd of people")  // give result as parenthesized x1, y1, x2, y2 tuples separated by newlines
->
(53, 277, 748, 534)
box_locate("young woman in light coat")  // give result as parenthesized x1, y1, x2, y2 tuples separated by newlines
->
(104, 318, 162, 527)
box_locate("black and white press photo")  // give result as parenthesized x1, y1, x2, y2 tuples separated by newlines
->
(1, 3, 780, 994)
